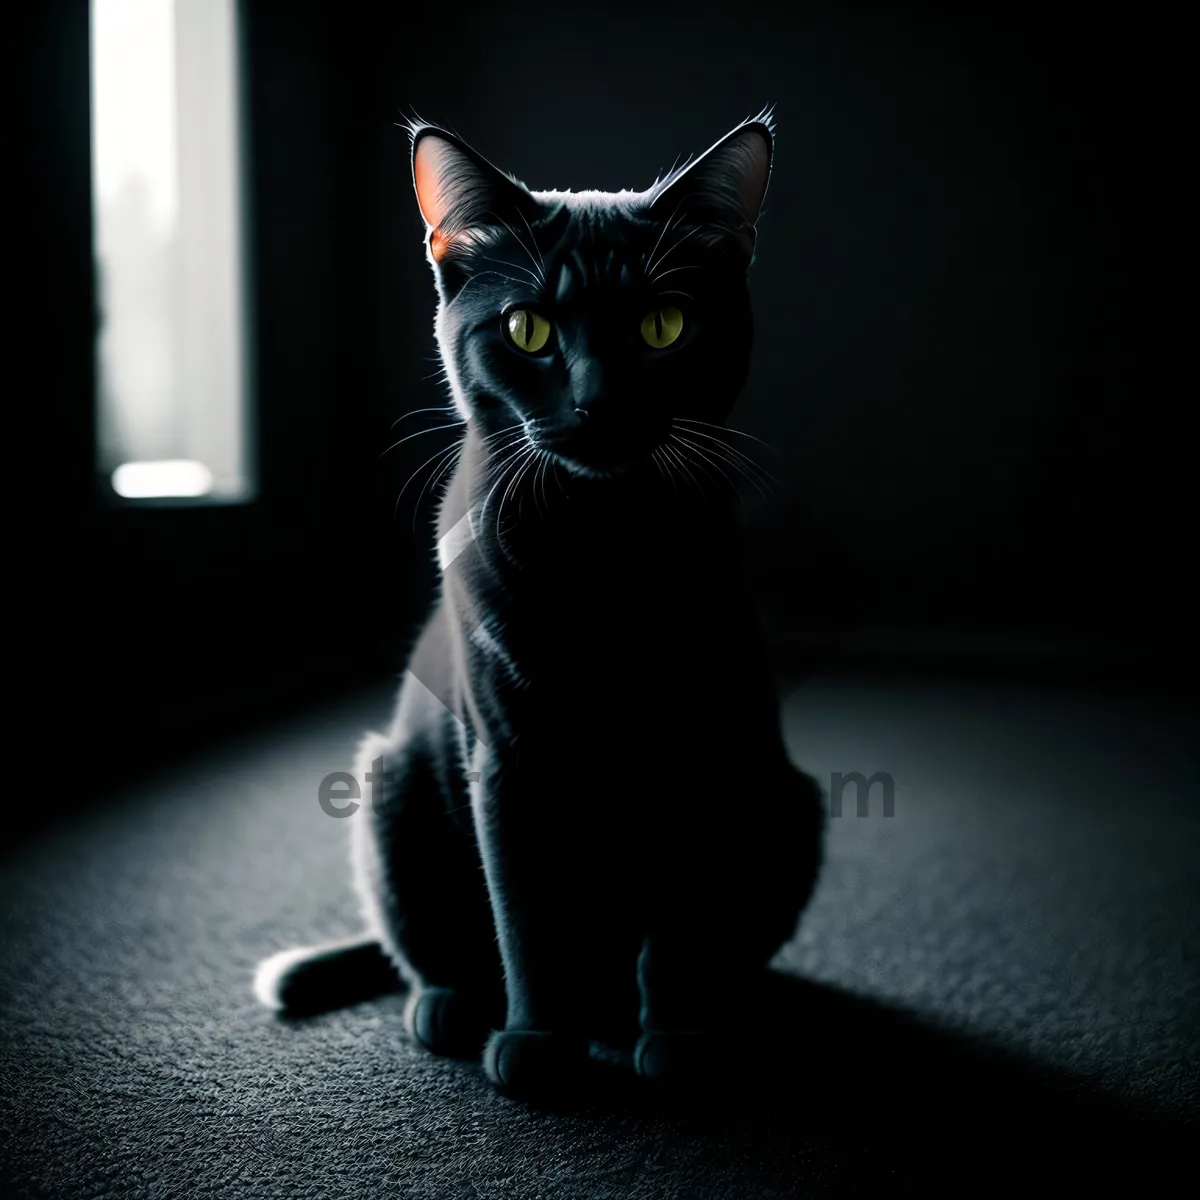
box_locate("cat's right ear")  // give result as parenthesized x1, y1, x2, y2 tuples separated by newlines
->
(409, 125, 539, 266)
(646, 113, 774, 265)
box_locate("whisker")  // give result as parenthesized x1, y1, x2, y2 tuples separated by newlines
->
(507, 453, 542, 554)
(478, 432, 528, 473)
(533, 450, 551, 517)
(516, 210, 547, 278)
(647, 225, 706, 278)
(485, 210, 546, 286)
(478, 439, 534, 534)
(649, 446, 671, 490)
(673, 416, 775, 449)
(464, 422, 527, 473)
(409, 439, 465, 532)
(495, 445, 539, 560)
(671, 423, 778, 484)
(480, 429, 532, 473)
(670, 434, 740, 496)
(477, 421, 527, 448)
(644, 201, 687, 277)
(390, 404, 458, 430)
(394, 435, 464, 523)
(672, 424, 759, 469)
(423, 440, 464, 507)
(648, 264, 704, 284)
(499, 444, 537, 518)
(662, 441, 705, 500)
(443, 270, 525, 311)
(673, 433, 772, 504)
(649, 217, 742, 283)
(379, 422, 464, 463)
(477, 447, 529, 516)
(482, 255, 542, 290)
(654, 446, 681, 504)
(673, 434, 768, 504)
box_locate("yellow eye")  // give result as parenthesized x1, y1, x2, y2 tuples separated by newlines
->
(641, 305, 684, 349)
(505, 309, 552, 354)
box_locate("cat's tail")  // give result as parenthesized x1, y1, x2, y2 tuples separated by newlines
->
(253, 936, 402, 1016)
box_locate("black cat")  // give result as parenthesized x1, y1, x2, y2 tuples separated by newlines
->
(255, 111, 825, 1100)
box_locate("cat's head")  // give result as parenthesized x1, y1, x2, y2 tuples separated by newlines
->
(408, 112, 773, 479)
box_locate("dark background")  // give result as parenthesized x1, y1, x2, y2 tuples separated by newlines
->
(15, 0, 1194, 802)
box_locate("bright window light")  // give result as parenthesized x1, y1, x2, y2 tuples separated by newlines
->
(111, 459, 215, 499)
(91, 0, 253, 503)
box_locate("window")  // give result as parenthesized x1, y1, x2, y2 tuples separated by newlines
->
(90, 0, 253, 502)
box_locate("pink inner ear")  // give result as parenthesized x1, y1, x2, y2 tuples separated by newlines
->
(413, 138, 449, 229)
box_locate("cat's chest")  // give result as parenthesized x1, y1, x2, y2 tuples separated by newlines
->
(455, 559, 777, 774)
(453, 505, 755, 696)
(474, 568, 758, 719)
(512, 554, 731, 658)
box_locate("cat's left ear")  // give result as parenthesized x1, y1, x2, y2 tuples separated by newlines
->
(647, 115, 774, 265)
(410, 124, 541, 266)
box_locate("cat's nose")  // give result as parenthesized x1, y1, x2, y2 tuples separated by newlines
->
(570, 400, 614, 440)
(569, 363, 607, 419)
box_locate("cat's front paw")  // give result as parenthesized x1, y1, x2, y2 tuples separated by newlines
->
(403, 987, 491, 1060)
(483, 1029, 593, 1100)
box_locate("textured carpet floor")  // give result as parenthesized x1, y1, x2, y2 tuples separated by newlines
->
(2, 671, 1197, 1197)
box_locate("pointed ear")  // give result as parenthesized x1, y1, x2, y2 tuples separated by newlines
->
(410, 126, 540, 264)
(647, 118, 774, 263)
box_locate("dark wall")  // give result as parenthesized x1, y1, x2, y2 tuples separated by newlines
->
(15, 0, 1194, 794)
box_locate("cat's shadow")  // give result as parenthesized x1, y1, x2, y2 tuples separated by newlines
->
(286, 970, 1190, 1189)
(520, 971, 1191, 1190)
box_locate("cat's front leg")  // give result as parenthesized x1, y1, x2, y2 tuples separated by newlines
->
(470, 745, 639, 1100)
(634, 764, 825, 1089)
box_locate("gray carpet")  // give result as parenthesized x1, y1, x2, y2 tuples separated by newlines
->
(2, 671, 1197, 1197)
